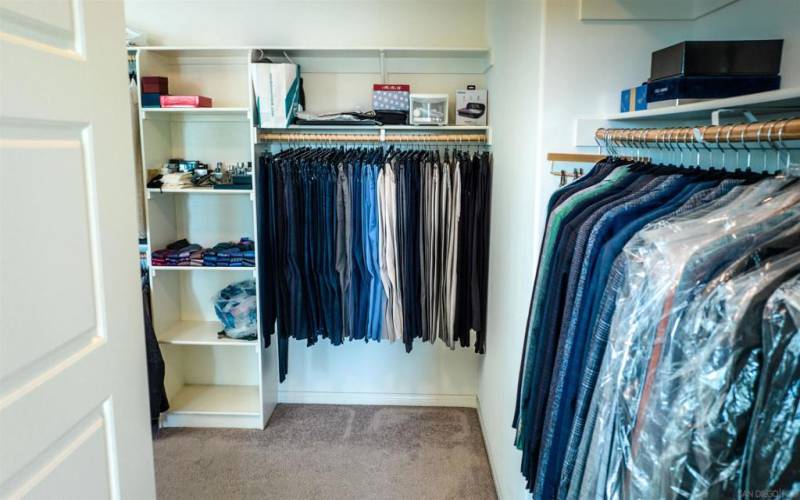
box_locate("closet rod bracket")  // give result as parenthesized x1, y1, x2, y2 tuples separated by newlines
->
(379, 50, 386, 84)
(711, 108, 758, 126)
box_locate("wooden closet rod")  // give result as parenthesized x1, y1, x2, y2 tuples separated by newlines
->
(547, 152, 607, 163)
(547, 152, 646, 164)
(258, 132, 488, 143)
(595, 118, 800, 145)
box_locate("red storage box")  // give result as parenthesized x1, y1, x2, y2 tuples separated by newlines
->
(141, 76, 168, 94)
(160, 95, 213, 108)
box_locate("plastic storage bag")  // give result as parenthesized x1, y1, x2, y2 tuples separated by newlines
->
(214, 279, 257, 340)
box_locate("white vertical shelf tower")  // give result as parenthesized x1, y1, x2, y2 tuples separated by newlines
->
(135, 47, 278, 429)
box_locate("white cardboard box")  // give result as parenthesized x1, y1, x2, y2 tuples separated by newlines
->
(251, 63, 300, 128)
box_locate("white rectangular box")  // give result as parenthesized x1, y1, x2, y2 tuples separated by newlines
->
(251, 63, 300, 128)
(456, 87, 488, 125)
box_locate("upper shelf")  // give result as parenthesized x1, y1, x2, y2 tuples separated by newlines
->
(134, 45, 490, 57)
(133, 45, 492, 74)
(605, 87, 800, 122)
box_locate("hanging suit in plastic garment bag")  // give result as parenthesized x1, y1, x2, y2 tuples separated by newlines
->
(745, 274, 800, 497)
(574, 180, 790, 498)
(630, 242, 800, 499)
(533, 174, 725, 499)
(572, 178, 800, 499)
(557, 177, 744, 499)
(626, 218, 800, 497)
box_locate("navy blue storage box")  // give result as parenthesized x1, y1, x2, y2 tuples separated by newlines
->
(141, 93, 162, 108)
(646, 75, 780, 104)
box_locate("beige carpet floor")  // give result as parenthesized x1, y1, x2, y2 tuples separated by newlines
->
(153, 404, 497, 500)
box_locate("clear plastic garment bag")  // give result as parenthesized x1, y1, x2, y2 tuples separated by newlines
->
(572, 178, 800, 499)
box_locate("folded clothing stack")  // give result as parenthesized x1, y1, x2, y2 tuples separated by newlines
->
(151, 238, 191, 266)
(203, 242, 233, 267)
(150, 248, 171, 267)
(161, 172, 193, 189)
(240, 238, 255, 267)
(190, 249, 204, 267)
(225, 238, 255, 267)
(177, 244, 202, 266)
(217, 245, 240, 267)
(203, 241, 236, 267)
(203, 238, 254, 267)
(152, 237, 254, 268)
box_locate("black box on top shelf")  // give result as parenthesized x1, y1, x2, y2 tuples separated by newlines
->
(649, 40, 783, 82)
(646, 75, 781, 104)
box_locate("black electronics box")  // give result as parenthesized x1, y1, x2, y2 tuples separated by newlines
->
(646, 75, 781, 104)
(649, 40, 783, 82)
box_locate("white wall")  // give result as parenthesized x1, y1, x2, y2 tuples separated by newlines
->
(479, 1, 689, 496)
(279, 341, 480, 405)
(533, 1, 690, 215)
(690, 0, 800, 87)
(124, 0, 487, 47)
(478, 1, 543, 498)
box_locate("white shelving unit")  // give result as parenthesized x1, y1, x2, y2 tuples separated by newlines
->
(136, 46, 277, 429)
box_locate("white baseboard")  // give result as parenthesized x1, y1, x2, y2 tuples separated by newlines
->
(277, 390, 477, 408)
(476, 395, 505, 500)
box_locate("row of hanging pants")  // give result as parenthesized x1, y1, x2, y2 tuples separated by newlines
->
(256, 146, 492, 380)
(513, 158, 800, 499)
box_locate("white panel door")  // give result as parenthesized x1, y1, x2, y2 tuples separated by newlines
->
(0, 1, 157, 499)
